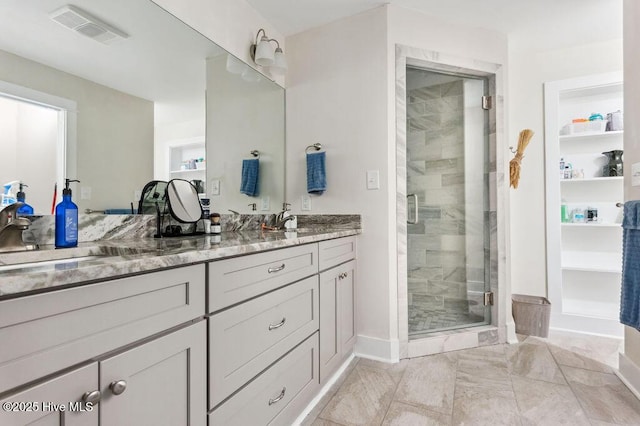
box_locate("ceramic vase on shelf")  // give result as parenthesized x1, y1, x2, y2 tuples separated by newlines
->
(602, 150, 623, 176)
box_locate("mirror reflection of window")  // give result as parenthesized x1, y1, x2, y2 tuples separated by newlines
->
(0, 89, 67, 215)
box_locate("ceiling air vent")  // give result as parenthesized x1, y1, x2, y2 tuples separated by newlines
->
(49, 5, 129, 45)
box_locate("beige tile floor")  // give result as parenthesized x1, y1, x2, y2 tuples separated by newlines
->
(302, 331, 640, 426)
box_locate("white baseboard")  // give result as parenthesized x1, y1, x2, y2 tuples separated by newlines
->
(354, 334, 399, 363)
(617, 353, 640, 400)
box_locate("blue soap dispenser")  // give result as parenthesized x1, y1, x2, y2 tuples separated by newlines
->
(55, 179, 80, 248)
(16, 183, 34, 215)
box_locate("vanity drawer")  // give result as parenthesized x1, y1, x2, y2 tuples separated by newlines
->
(0, 264, 205, 395)
(318, 236, 356, 271)
(209, 276, 319, 408)
(209, 332, 319, 426)
(208, 243, 318, 312)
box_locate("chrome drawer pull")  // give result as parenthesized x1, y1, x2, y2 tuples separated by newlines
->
(268, 317, 286, 330)
(268, 263, 286, 273)
(268, 387, 286, 405)
(109, 380, 127, 396)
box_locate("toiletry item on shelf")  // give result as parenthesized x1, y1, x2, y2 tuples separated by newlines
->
(563, 165, 572, 180)
(203, 220, 211, 234)
(559, 158, 565, 179)
(606, 110, 623, 131)
(588, 112, 604, 121)
(571, 208, 585, 223)
(16, 183, 34, 215)
(561, 199, 569, 223)
(210, 213, 221, 234)
(586, 207, 598, 222)
(572, 118, 588, 123)
(1, 181, 19, 207)
(55, 179, 80, 248)
(602, 150, 623, 176)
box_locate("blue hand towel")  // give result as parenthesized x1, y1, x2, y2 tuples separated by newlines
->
(307, 151, 326, 194)
(240, 158, 259, 197)
(620, 200, 640, 329)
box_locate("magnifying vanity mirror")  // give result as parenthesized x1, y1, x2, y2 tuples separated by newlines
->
(0, 0, 285, 215)
(166, 179, 203, 224)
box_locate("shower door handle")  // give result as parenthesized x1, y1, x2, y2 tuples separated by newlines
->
(407, 194, 419, 224)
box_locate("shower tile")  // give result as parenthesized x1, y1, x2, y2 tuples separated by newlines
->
(409, 234, 439, 251)
(409, 266, 443, 280)
(424, 219, 459, 236)
(440, 251, 466, 268)
(427, 280, 465, 299)
(395, 353, 457, 414)
(419, 206, 442, 219)
(424, 187, 464, 205)
(441, 205, 465, 220)
(441, 172, 464, 186)
(560, 365, 640, 424)
(407, 221, 425, 235)
(441, 81, 463, 97)
(511, 376, 590, 426)
(506, 342, 566, 384)
(407, 160, 426, 177)
(441, 235, 465, 251)
(382, 401, 452, 426)
(440, 113, 464, 130)
(409, 115, 439, 131)
(407, 129, 426, 145)
(442, 142, 464, 159)
(409, 86, 440, 102)
(442, 266, 466, 282)
(407, 102, 426, 118)
(408, 249, 426, 268)
(424, 158, 458, 174)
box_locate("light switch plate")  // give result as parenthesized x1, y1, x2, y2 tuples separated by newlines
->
(366, 170, 380, 190)
(80, 186, 91, 200)
(633, 163, 640, 187)
(211, 179, 220, 196)
(301, 195, 311, 211)
(261, 196, 270, 211)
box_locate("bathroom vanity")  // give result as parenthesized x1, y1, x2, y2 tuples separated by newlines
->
(0, 230, 358, 426)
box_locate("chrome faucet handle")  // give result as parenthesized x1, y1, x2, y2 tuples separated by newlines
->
(0, 202, 25, 227)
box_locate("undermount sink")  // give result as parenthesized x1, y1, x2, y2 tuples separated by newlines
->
(0, 255, 103, 272)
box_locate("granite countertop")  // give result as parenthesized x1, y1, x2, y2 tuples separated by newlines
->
(0, 228, 360, 299)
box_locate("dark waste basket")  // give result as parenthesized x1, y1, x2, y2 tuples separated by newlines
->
(511, 294, 551, 338)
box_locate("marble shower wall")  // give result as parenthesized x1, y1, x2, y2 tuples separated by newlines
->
(406, 79, 470, 328)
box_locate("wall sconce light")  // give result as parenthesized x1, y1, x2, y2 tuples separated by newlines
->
(250, 28, 287, 75)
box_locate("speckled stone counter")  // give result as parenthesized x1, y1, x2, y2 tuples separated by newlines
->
(0, 227, 360, 299)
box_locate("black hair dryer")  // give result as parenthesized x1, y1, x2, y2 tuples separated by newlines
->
(602, 150, 623, 177)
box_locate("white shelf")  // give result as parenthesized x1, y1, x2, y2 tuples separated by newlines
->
(560, 176, 623, 183)
(561, 222, 621, 228)
(561, 250, 622, 273)
(562, 299, 619, 320)
(170, 168, 206, 174)
(559, 130, 623, 141)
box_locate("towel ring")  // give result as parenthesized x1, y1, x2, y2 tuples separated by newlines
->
(305, 143, 322, 153)
(250, 150, 260, 159)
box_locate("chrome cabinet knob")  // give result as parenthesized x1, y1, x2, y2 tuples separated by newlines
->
(110, 380, 127, 396)
(81, 390, 101, 404)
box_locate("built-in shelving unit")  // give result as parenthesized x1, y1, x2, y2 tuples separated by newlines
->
(544, 72, 623, 337)
(168, 138, 206, 193)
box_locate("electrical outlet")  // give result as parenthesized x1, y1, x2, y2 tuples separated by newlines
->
(301, 195, 311, 211)
(261, 196, 270, 211)
(211, 179, 220, 196)
(80, 186, 91, 200)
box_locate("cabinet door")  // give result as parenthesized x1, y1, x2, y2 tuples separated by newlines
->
(339, 260, 357, 357)
(319, 259, 357, 383)
(319, 267, 340, 383)
(100, 321, 206, 426)
(0, 363, 99, 426)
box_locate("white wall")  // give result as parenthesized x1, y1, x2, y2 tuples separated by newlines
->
(286, 4, 508, 359)
(152, 0, 285, 88)
(508, 39, 623, 297)
(622, 0, 640, 392)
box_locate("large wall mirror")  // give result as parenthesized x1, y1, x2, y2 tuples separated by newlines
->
(0, 0, 285, 215)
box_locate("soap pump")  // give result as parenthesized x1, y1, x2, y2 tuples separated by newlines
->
(16, 183, 34, 215)
(55, 179, 80, 248)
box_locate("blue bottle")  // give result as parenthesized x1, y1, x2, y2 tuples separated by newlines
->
(55, 179, 80, 248)
(16, 183, 34, 216)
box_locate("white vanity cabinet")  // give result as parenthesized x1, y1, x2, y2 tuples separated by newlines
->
(318, 237, 357, 383)
(0, 264, 206, 426)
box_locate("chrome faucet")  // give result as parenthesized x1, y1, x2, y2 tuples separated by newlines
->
(0, 203, 38, 253)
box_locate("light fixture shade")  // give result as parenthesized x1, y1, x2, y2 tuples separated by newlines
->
(271, 48, 287, 75)
(254, 37, 274, 66)
(226, 54, 247, 75)
(241, 66, 262, 83)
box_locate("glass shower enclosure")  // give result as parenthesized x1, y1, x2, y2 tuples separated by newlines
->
(405, 66, 491, 339)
